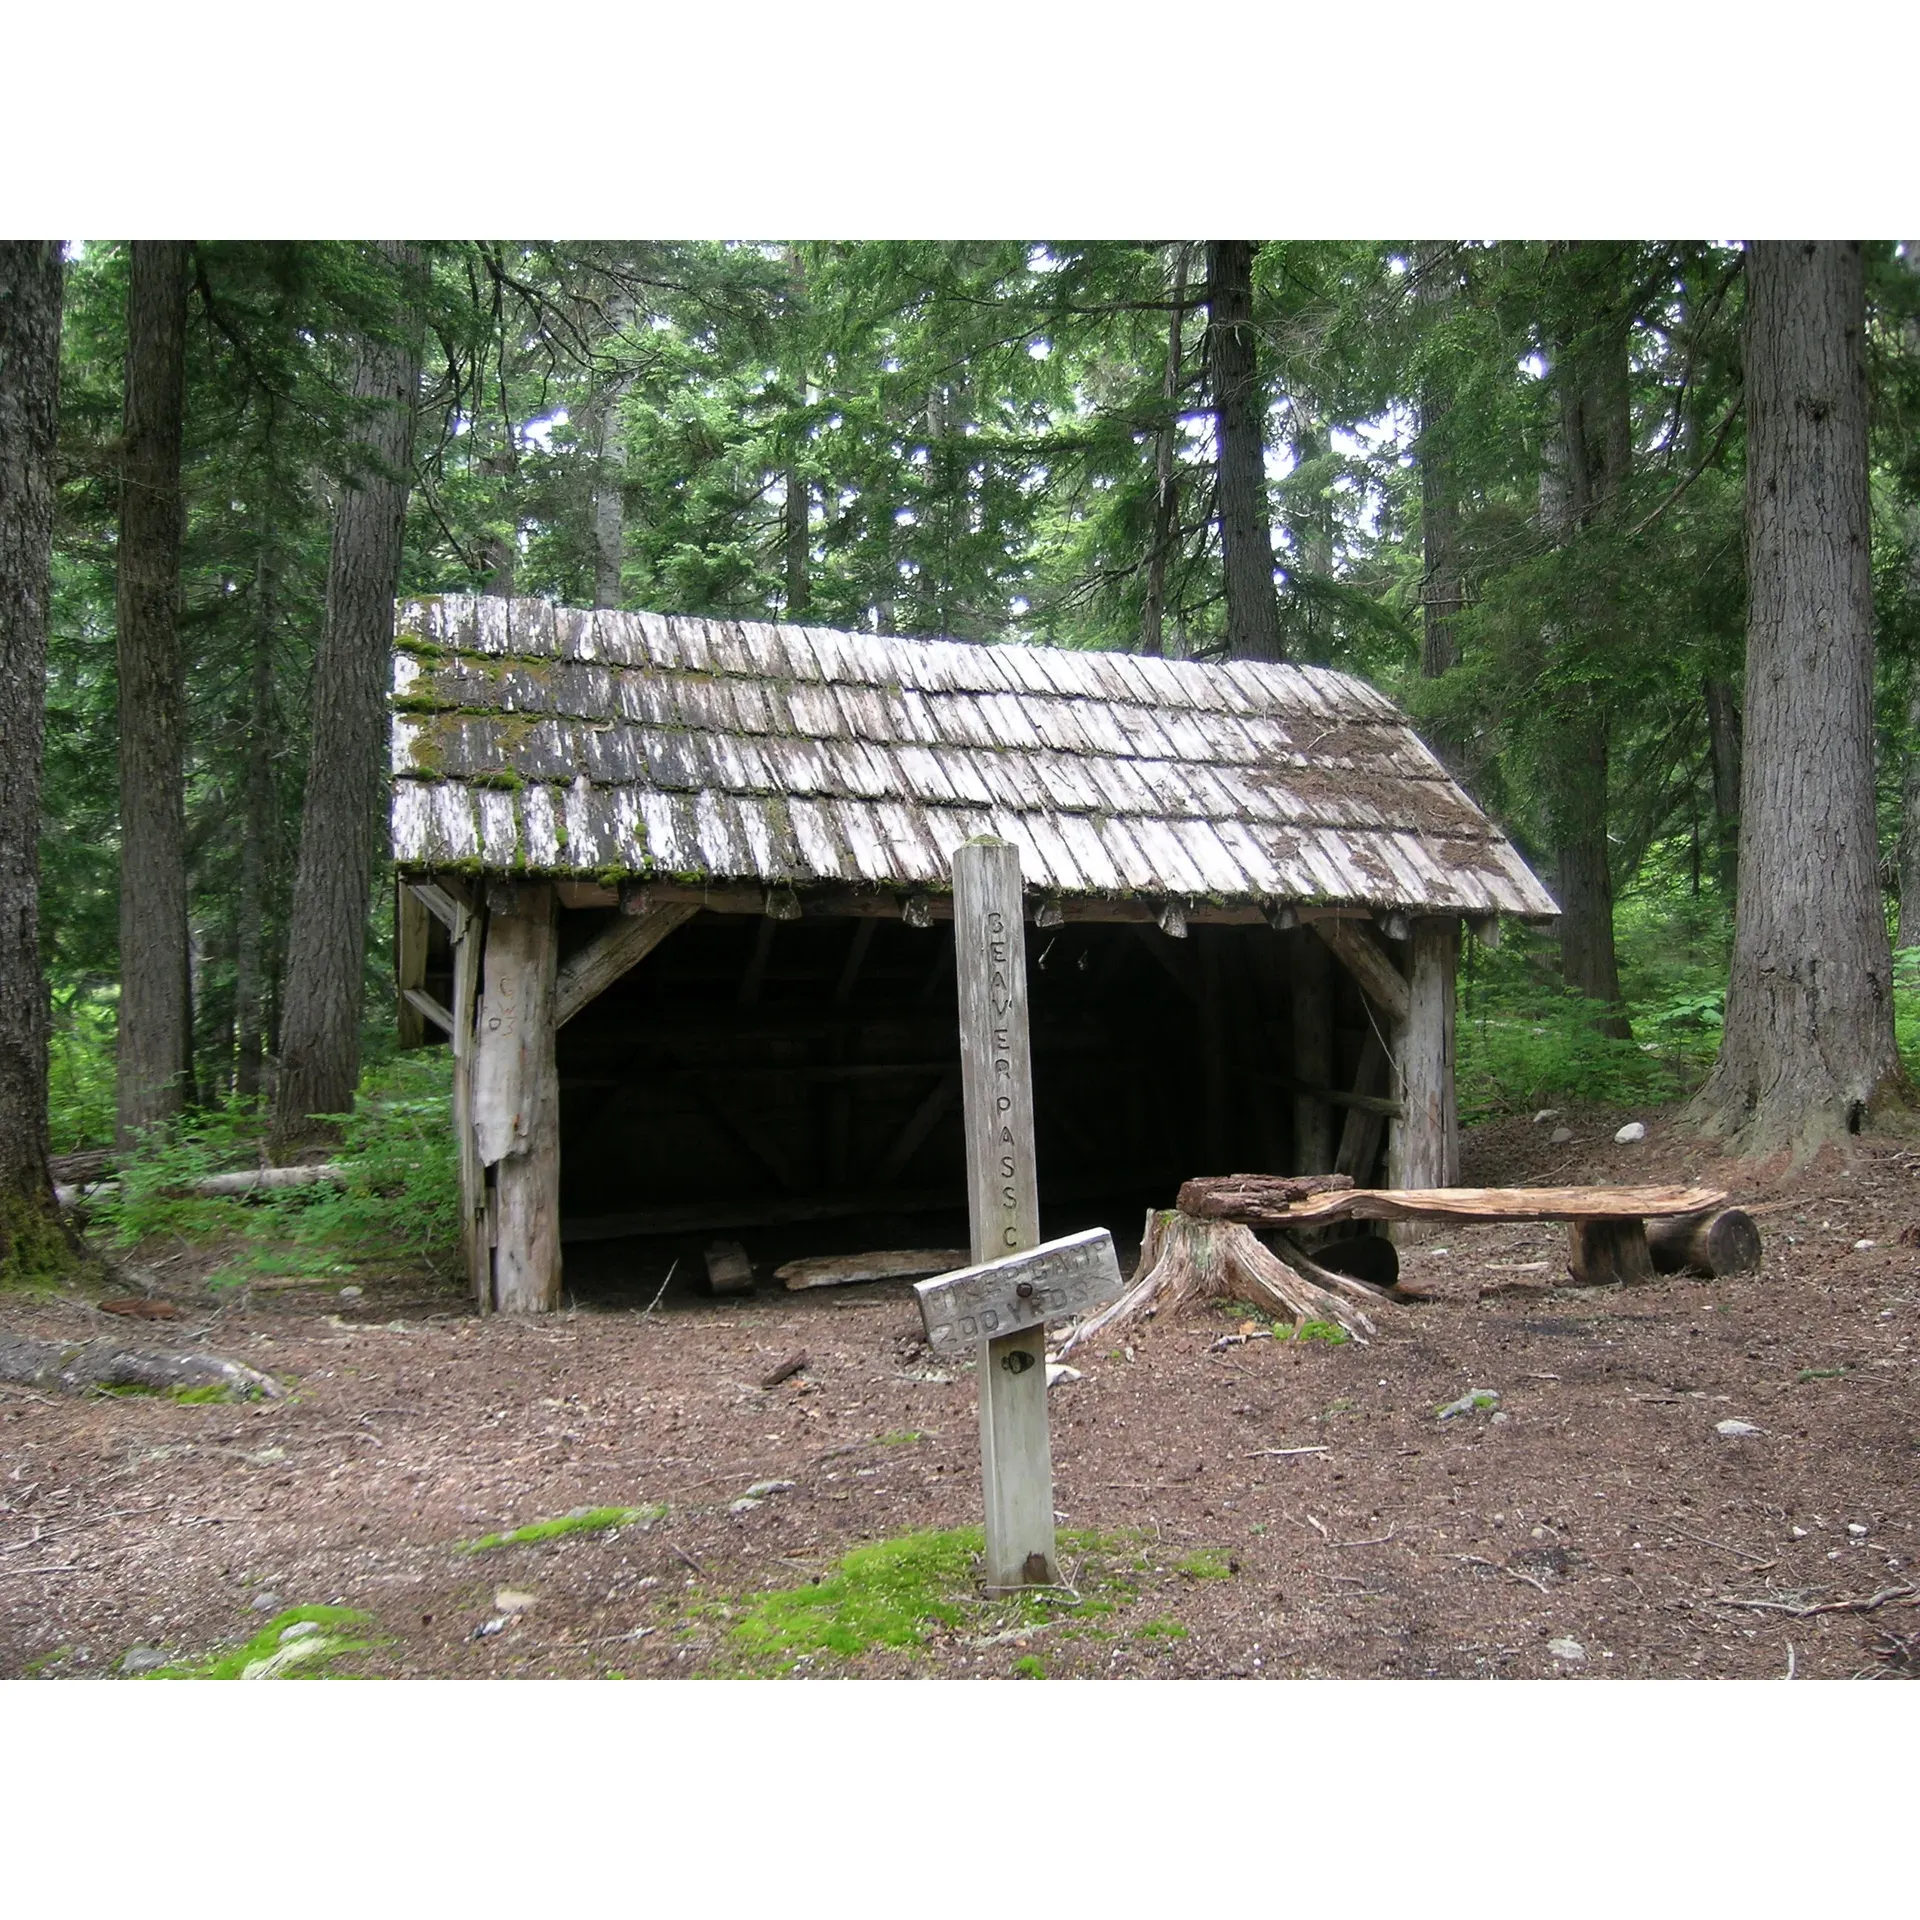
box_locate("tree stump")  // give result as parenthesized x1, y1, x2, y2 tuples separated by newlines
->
(1060, 1208, 1388, 1354)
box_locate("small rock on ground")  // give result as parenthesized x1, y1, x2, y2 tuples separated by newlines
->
(1715, 1419, 1762, 1437)
(1547, 1637, 1586, 1662)
(120, 1647, 168, 1675)
(1614, 1122, 1647, 1144)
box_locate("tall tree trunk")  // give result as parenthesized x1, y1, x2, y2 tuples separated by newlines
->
(0, 242, 74, 1279)
(1704, 673, 1743, 902)
(1140, 244, 1191, 659)
(1893, 246, 1920, 949)
(584, 290, 635, 609)
(270, 244, 422, 1156)
(1541, 245, 1631, 1034)
(1205, 241, 1285, 663)
(782, 249, 811, 619)
(1698, 241, 1904, 1151)
(114, 241, 193, 1148)
(232, 543, 278, 1099)
(1286, 415, 1334, 665)
(1414, 242, 1466, 773)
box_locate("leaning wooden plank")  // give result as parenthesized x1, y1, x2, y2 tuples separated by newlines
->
(1333, 1031, 1390, 1181)
(1313, 918, 1412, 1024)
(777, 1249, 969, 1291)
(404, 987, 454, 1035)
(553, 901, 699, 1027)
(1243, 1183, 1728, 1228)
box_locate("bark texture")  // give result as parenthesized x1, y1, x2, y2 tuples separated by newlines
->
(271, 246, 421, 1154)
(584, 289, 635, 609)
(1697, 241, 1904, 1151)
(1704, 673, 1743, 902)
(1540, 247, 1631, 1032)
(232, 543, 280, 1097)
(114, 241, 193, 1147)
(1140, 245, 1191, 658)
(0, 242, 71, 1279)
(1205, 242, 1285, 663)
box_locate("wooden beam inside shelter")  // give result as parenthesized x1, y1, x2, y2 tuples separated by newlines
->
(553, 901, 698, 1027)
(396, 881, 432, 1049)
(1289, 928, 1335, 1172)
(1312, 918, 1412, 1025)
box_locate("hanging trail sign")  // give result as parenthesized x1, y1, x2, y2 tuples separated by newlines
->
(914, 1229, 1123, 1360)
(945, 836, 1110, 1591)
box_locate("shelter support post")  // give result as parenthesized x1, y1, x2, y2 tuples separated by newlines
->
(472, 883, 562, 1313)
(1387, 918, 1459, 1239)
(953, 838, 1056, 1591)
(441, 883, 491, 1310)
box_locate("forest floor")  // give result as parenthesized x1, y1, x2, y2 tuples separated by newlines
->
(4, 1103, 1917, 1682)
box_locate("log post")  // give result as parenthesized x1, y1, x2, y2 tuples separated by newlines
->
(953, 837, 1056, 1591)
(1392, 916, 1459, 1190)
(1289, 926, 1335, 1172)
(472, 883, 562, 1313)
(444, 884, 490, 1310)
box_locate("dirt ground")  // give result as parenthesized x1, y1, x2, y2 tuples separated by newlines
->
(4, 1105, 1917, 1681)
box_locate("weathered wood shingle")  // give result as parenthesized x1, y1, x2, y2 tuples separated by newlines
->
(389, 594, 1558, 916)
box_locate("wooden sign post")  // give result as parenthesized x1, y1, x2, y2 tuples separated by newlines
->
(941, 838, 1123, 1590)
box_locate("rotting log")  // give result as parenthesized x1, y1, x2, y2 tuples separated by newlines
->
(777, 1248, 968, 1290)
(553, 901, 698, 1027)
(183, 1164, 344, 1198)
(472, 883, 561, 1313)
(1060, 1209, 1382, 1354)
(1178, 1173, 1356, 1222)
(0, 1331, 282, 1400)
(1647, 1207, 1762, 1277)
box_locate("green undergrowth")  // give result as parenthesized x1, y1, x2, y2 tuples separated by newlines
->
(1217, 1301, 1349, 1345)
(457, 1505, 666, 1553)
(83, 1050, 459, 1289)
(704, 1526, 1150, 1675)
(143, 1606, 378, 1680)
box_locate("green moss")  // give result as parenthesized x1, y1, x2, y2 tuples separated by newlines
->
(716, 1526, 1142, 1674)
(1796, 1367, 1847, 1382)
(0, 1189, 87, 1290)
(1011, 1653, 1046, 1678)
(877, 1430, 925, 1446)
(1174, 1550, 1234, 1581)
(456, 1505, 665, 1553)
(144, 1606, 377, 1680)
(1135, 1617, 1190, 1640)
(169, 1383, 234, 1404)
(725, 1528, 982, 1668)
(469, 770, 526, 792)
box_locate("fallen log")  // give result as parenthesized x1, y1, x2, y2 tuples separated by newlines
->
(776, 1249, 968, 1291)
(0, 1332, 283, 1400)
(1647, 1208, 1762, 1277)
(1060, 1209, 1383, 1355)
(183, 1164, 346, 1198)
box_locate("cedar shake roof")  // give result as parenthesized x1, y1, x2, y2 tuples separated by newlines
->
(389, 594, 1558, 918)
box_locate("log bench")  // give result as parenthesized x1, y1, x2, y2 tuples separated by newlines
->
(1176, 1179, 1758, 1287)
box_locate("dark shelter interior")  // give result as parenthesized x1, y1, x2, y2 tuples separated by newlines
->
(489, 904, 1389, 1297)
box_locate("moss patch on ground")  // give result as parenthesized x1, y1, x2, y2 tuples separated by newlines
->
(144, 1606, 378, 1680)
(708, 1526, 1148, 1675)
(457, 1505, 665, 1553)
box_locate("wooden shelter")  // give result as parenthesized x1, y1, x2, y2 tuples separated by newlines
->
(389, 594, 1558, 1313)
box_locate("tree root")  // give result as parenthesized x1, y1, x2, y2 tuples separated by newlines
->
(1059, 1210, 1390, 1354)
(0, 1331, 283, 1400)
